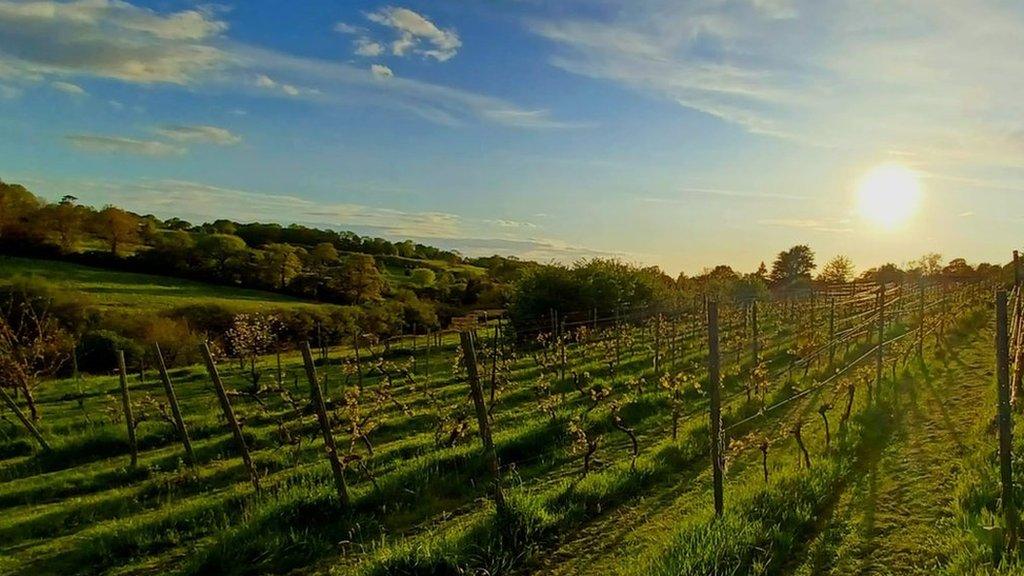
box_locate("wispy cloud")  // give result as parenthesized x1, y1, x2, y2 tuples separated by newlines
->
(51, 80, 86, 95)
(757, 217, 853, 234)
(0, 0, 567, 129)
(524, 0, 1024, 171)
(155, 124, 242, 145)
(643, 187, 808, 203)
(65, 134, 185, 156)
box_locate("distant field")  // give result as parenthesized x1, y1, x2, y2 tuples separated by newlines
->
(0, 255, 320, 312)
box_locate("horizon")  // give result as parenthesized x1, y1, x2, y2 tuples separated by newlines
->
(2, 1, 1023, 275)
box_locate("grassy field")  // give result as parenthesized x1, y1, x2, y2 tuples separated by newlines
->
(0, 255, 321, 313)
(0, 280, 1010, 576)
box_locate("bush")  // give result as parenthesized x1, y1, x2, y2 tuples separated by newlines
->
(76, 330, 144, 373)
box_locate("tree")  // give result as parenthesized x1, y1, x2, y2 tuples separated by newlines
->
(818, 255, 854, 284)
(410, 268, 436, 287)
(309, 242, 340, 269)
(42, 196, 86, 253)
(942, 258, 973, 280)
(770, 245, 816, 288)
(196, 234, 248, 275)
(261, 243, 302, 289)
(225, 314, 280, 392)
(95, 205, 138, 256)
(0, 279, 76, 420)
(0, 180, 41, 239)
(914, 253, 943, 277)
(333, 254, 386, 304)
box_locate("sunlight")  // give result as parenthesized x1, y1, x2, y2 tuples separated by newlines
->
(855, 163, 923, 229)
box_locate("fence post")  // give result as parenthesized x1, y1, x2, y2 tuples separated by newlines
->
(751, 300, 760, 366)
(828, 297, 836, 371)
(1015, 250, 1021, 287)
(117, 350, 138, 467)
(918, 281, 926, 360)
(0, 385, 49, 451)
(301, 342, 351, 508)
(155, 344, 195, 468)
(876, 286, 886, 389)
(352, 330, 364, 391)
(201, 342, 260, 492)
(459, 330, 504, 509)
(997, 291, 1018, 550)
(708, 301, 724, 517)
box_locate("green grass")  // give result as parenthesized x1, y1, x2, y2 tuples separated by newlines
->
(0, 284, 993, 576)
(0, 255, 318, 312)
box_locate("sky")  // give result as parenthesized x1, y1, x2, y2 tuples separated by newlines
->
(2, 0, 1024, 277)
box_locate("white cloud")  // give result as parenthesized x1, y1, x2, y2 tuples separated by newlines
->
(524, 0, 1024, 175)
(366, 6, 461, 61)
(370, 64, 394, 80)
(354, 37, 384, 57)
(253, 73, 304, 97)
(51, 80, 86, 95)
(333, 22, 362, 35)
(0, 0, 228, 84)
(65, 134, 185, 156)
(155, 124, 242, 145)
(0, 1, 567, 129)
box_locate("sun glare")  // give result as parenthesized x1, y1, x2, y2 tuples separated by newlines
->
(855, 163, 922, 229)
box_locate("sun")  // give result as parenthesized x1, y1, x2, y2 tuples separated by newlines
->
(855, 163, 922, 229)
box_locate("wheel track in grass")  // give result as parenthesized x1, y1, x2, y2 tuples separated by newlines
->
(789, 315, 992, 576)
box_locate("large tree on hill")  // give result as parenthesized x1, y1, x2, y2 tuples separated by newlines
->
(261, 243, 303, 289)
(0, 180, 41, 239)
(770, 245, 816, 288)
(41, 196, 87, 253)
(333, 254, 386, 304)
(94, 205, 138, 257)
(196, 233, 248, 275)
(818, 255, 854, 283)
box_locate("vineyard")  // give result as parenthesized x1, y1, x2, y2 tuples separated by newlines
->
(0, 277, 1016, 575)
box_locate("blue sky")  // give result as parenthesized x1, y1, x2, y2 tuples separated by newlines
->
(1, 0, 1023, 275)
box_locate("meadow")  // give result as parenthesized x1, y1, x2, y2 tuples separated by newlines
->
(2, 270, 1014, 576)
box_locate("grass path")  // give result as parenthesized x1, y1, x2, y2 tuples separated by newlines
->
(792, 319, 994, 575)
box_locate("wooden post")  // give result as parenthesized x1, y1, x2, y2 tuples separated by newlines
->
(918, 281, 926, 360)
(301, 342, 351, 508)
(828, 297, 836, 372)
(201, 342, 260, 492)
(425, 330, 431, 378)
(459, 330, 504, 508)
(997, 291, 1018, 549)
(876, 286, 885, 389)
(0, 385, 49, 451)
(352, 331, 363, 391)
(155, 344, 195, 468)
(751, 299, 760, 366)
(1015, 250, 1021, 288)
(117, 350, 138, 467)
(411, 323, 418, 374)
(708, 301, 724, 517)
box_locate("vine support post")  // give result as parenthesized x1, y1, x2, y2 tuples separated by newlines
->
(459, 330, 505, 509)
(201, 342, 260, 492)
(1015, 250, 1021, 288)
(0, 385, 49, 451)
(876, 286, 886, 390)
(918, 280, 926, 360)
(352, 330, 363, 391)
(708, 301, 724, 517)
(751, 299, 760, 366)
(117, 350, 138, 468)
(997, 290, 1018, 550)
(155, 343, 195, 468)
(828, 297, 836, 372)
(301, 342, 350, 508)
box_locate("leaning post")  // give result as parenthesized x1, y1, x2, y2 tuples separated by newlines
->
(201, 342, 260, 492)
(117, 350, 138, 467)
